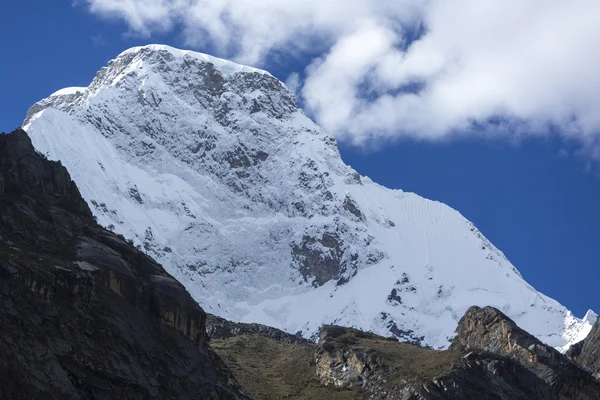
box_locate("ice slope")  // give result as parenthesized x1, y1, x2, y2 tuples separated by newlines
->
(24, 44, 595, 350)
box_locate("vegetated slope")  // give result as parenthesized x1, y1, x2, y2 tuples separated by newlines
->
(211, 334, 363, 400)
(206, 307, 600, 399)
(0, 129, 248, 400)
(205, 313, 362, 399)
(24, 44, 595, 350)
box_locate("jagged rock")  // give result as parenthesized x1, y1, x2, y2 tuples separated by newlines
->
(451, 306, 600, 399)
(0, 129, 249, 400)
(315, 308, 600, 400)
(292, 232, 349, 286)
(206, 313, 310, 345)
(387, 288, 403, 305)
(315, 326, 397, 390)
(315, 325, 469, 399)
(565, 339, 585, 359)
(0, 129, 90, 217)
(566, 318, 600, 379)
(453, 306, 569, 367)
(343, 195, 364, 221)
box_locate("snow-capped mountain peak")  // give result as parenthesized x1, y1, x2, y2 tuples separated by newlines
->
(122, 44, 271, 75)
(24, 44, 595, 350)
(583, 309, 599, 325)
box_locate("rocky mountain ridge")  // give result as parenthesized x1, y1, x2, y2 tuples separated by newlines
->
(209, 306, 600, 399)
(566, 318, 600, 379)
(313, 306, 600, 399)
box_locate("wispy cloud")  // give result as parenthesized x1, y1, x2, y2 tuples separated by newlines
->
(91, 33, 108, 47)
(80, 0, 600, 152)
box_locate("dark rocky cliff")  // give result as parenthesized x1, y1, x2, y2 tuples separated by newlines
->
(566, 318, 600, 379)
(0, 129, 248, 399)
(450, 306, 600, 399)
(206, 313, 310, 345)
(314, 307, 600, 399)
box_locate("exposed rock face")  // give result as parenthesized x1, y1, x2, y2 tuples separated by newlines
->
(210, 331, 364, 400)
(566, 318, 600, 379)
(315, 326, 417, 395)
(291, 232, 357, 287)
(315, 308, 600, 400)
(0, 129, 91, 217)
(206, 313, 310, 345)
(0, 129, 248, 399)
(451, 306, 600, 399)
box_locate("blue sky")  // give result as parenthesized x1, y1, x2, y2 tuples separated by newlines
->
(1, 0, 599, 317)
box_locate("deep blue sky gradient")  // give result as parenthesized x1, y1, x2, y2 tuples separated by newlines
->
(1, 1, 598, 317)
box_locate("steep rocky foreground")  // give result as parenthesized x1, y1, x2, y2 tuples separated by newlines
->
(0, 129, 248, 399)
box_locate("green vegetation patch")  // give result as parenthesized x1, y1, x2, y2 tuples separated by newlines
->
(211, 334, 365, 400)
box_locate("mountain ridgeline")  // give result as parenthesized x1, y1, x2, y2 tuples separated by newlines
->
(22, 44, 596, 351)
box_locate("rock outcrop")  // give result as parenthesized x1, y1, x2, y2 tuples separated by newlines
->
(0, 129, 248, 399)
(315, 307, 600, 399)
(566, 318, 600, 379)
(209, 324, 363, 400)
(450, 306, 600, 399)
(206, 313, 310, 345)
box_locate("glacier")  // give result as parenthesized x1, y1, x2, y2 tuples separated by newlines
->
(23, 44, 595, 350)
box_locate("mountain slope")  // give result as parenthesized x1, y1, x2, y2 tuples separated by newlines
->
(0, 129, 248, 399)
(566, 316, 600, 379)
(23, 44, 594, 350)
(207, 307, 600, 400)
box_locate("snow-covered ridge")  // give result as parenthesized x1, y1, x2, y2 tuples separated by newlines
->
(50, 87, 86, 97)
(24, 44, 596, 351)
(121, 44, 271, 76)
(584, 310, 599, 325)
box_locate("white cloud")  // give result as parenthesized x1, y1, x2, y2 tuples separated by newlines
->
(284, 72, 302, 101)
(82, 0, 600, 148)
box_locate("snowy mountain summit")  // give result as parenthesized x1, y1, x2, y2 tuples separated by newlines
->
(24, 44, 595, 350)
